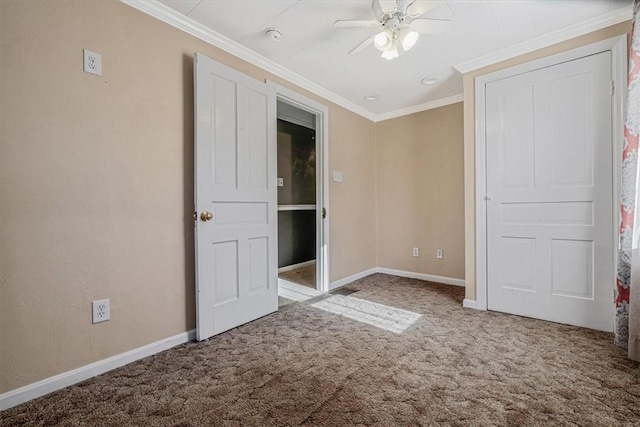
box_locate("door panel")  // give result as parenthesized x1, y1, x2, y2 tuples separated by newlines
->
(211, 76, 238, 188)
(195, 53, 277, 341)
(486, 51, 613, 331)
(499, 85, 535, 190)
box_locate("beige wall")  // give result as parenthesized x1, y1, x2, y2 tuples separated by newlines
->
(6, 0, 620, 398)
(462, 21, 631, 301)
(376, 103, 465, 280)
(0, 0, 377, 394)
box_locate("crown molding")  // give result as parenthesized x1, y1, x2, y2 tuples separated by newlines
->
(122, 1, 630, 121)
(375, 94, 464, 122)
(453, 4, 633, 74)
(120, 0, 378, 121)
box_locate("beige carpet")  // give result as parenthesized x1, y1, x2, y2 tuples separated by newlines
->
(2, 274, 639, 426)
(279, 262, 316, 289)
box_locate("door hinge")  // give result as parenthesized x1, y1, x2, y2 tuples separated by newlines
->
(612, 288, 616, 302)
(322, 207, 326, 219)
(611, 80, 615, 96)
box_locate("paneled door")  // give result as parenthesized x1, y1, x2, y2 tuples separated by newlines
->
(486, 51, 614, 331)
(194, 53, 278, 341)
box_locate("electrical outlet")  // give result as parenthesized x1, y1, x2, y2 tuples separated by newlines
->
(83, 49, 102, 76)
(412, 247, 419, 257)
(92, 299, 110, 324)
(436, 249, 443, 259)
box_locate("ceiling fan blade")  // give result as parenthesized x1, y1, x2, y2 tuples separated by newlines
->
(409, 18, 451, 35)
(396, 0, 413, 15)
(372, 0, 384, 19)
(348, 34, 376, 55)
(407, 1, 438, 18)
(334, 19, 379, 28)
(378, 0, 397, 14)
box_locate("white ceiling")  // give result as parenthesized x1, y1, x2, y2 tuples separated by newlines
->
(155, 0, 632, 117)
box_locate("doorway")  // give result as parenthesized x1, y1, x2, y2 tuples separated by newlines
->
(277, 103, 317, 291)
(269, 81, 329, 300)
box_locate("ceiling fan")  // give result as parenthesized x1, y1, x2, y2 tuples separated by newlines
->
(334, 0, 451, 60)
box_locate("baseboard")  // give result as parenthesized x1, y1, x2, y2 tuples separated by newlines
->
(0, 329, 197, 411)
(278, 259, 315, 274)
(376, 268, 465, 287)
(329, 268, 378, 290)
(463, 299, 478, 309)
(1, 268, 465, 410)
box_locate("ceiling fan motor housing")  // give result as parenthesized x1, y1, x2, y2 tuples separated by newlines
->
(384, 15, 404, 32)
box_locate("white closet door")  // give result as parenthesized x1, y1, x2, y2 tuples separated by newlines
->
(486, 51, 613, 331)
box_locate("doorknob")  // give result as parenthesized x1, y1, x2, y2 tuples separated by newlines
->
(200, 211, 213, 222)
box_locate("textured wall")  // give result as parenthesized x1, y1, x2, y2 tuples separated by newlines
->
(0, 0, 377, 394)
(462, 22, 631, 302)
(376, 103, 465, 280)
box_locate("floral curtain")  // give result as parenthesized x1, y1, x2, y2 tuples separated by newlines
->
(616, 0, 640, 361)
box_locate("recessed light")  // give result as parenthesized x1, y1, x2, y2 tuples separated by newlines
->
(364, 94, 380, 101)
(421, 77, 439, 85)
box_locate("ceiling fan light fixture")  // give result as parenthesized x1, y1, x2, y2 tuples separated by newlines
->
(381, 44, 399, 60)
(399, 29, 419, 51)
(374, 30, 393, 51)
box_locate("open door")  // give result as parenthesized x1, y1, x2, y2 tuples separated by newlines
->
(194, 53, 278, 341)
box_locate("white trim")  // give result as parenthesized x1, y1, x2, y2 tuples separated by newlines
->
(120, 0, 377, 122)
(277, 204, 316, 211)
(329, 267, 466, 290)
(121, 1, 631, 121)
(0, 329, 196, 411)
(612, 34, 627, 306)
(475, 69, 489, 311)
(376, 268, 465, 287)
(463, 299, 477, 309)
(278, 259, 316, 274)
(474, 35, 627, 312)
(0, 266, 467, 410)
(454, 5, 632, 74)
(268, 81, 331, 293)
(375, 94, 464, 122)
(118, 1, 471, 122)
(329, 268, 378, 290)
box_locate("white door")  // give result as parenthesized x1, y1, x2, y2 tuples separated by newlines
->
(486, 51, 614, 331)
(194, 53, 278, 341)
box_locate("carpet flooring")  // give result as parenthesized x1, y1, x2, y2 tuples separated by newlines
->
(2, 274, 639, 426)
(278, 263, 316, 289)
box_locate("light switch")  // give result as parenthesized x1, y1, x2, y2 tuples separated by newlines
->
(333, 171, 343, 183)
(277, 178, 284, 187)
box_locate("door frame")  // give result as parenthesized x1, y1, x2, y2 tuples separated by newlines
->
(267, 80, 330, 292)
(474, 35, 627, 311)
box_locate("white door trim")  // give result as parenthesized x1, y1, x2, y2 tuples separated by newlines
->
(474, 35, 627, 311)
(267, 81, 330, 293)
